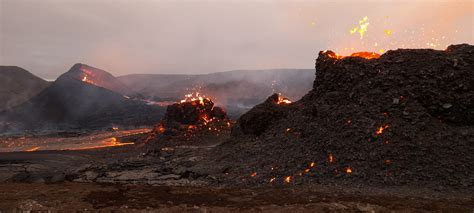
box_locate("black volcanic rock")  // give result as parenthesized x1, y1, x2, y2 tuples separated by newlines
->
(0, 66, 50, 111)
(233, 93, 292, 136)
(163, 98, 227, 126)
(210, 44, 474, 190)
(1, 64, 164, 131)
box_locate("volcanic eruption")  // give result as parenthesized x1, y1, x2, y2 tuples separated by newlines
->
(209, 44, 474, 188)
(0, 63, 165, 131)
(145, 92, 231, 146)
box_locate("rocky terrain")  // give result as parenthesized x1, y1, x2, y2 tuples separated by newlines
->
(209, 44, 474, 190)
(0, 66, 51, 111)
(0, 45, 472, 211)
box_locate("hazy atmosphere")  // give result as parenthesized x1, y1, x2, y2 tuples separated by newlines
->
(1, 0, 473, 79)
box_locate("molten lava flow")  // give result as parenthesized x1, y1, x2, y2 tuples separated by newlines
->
(350, 52, 380, 59)
(326, 51, 381, 60)
(80, 68, 96, 85)
(76, 137, 134, 150)
(25, 147, 40, 152)
(81, 75, 95, 85)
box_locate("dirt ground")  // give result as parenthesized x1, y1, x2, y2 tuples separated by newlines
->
(0, 182, 472, 212)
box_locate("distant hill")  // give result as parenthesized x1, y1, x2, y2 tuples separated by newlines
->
(0, 66, 51, 111)
(61, 63, 132, 95)
(118, 69, 314, 117)
(1, 64, 164, 132)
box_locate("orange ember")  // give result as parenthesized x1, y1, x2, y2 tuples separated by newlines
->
(346, 167, 353, 174)
(179, 92, 209, 106)
(328, 154, 334, 163)
(284, 176, 292, 183)
(201, 114, 210, 123)
(250, 172, 257, 177)
(276, 94, 292, 105)
(375, 124, 390, 135)
(269, 177, 276, 183)
(156, 124, 166, 133)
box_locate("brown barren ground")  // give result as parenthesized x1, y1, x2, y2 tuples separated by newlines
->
(0, 182, 472, 212)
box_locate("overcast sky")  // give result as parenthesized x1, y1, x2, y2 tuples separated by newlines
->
(1, 0, 472, 79)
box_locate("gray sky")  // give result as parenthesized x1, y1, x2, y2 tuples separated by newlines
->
(1, 0, 473, 80)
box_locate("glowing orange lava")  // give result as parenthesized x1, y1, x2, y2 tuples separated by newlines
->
(179, 92, 209, 106)
(276, 94, 292, 105)
(81, 75, 95, 84)
(326, 51, 381, 60)
(328, 154, 334, 163)
(350, 52, 380, 59)
(346, 167, 353, 174)
(25, 147, 40, 152)
(375, 124, 390, 135)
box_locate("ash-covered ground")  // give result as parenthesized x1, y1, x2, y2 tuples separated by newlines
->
(1, 45, 473, 212)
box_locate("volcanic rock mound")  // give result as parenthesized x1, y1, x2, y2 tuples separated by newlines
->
(233, 93, 293, 136)
(144, 96, 231, 148)
(211, 44, 474, 190)
(163, 98, 226, 126)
